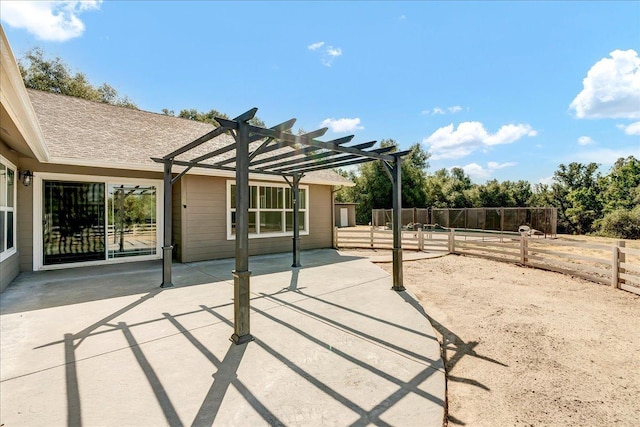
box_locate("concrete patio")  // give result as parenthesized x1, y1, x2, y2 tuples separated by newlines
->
(0, 249, 445, 426)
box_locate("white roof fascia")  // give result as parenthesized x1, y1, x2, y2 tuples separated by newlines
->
(0, 26, 50, 162)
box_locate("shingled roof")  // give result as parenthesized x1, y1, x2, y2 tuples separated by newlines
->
(27, 89, 352, 185)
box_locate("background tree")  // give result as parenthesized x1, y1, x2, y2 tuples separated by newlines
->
(335, 140, 429, 224)
(162, 107, 266, 127)
(424, 167, 474, 208)
(547, 162, 602, 234)
(19, 48, 137, 108)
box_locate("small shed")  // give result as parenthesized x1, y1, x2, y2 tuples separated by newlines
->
(334, 203, 358, 227)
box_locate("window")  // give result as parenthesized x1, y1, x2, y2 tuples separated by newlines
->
(0, 156, 17, 261)
(228, 181, 308, 238)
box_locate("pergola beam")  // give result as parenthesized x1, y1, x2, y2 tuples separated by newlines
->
(274, 145, 397, 174)
(247, 135, 355, 167)
(264, 140, 376, 171)
(215, 127, 330, 167)
(216, 118, 394, 162)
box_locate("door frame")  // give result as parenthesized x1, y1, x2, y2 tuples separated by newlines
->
(33, 172, 163, 271)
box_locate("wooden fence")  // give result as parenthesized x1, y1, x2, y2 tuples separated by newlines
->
(334, 227, 640, 296)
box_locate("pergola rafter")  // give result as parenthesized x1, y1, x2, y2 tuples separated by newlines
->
(154, 108, 407, 345)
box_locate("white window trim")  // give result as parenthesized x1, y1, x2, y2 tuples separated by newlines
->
(0, 155, 17, 262)
(226, 180, 310, 240)
(33, 172, 163, 271)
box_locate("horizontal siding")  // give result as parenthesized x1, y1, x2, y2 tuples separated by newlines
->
(0, 142, 27, 282)
(171, 179, 182, 261)
(0, 253, 20, 291)
(182, 176, 332, 262)
(17, 170, 34, 272)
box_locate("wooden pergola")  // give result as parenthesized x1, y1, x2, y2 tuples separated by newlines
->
(153, 108, 408, 344)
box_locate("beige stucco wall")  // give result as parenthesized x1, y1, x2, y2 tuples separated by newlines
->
(179, 175, 332, 262)
(0, 142, 21, 289)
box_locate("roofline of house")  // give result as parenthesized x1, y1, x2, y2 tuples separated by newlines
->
(0, 26, 50, 162)
(49, 156, 356, 187)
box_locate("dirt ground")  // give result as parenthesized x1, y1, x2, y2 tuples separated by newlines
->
(343, 250, 640, 426)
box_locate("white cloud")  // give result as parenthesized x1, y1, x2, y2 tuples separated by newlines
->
(459, 163, 492, 180)
(617, 121, 640, 135)
(577, 136, 595, 146)
(320, 45, 342, 67)
(0, 1, 101, 42)
(320, 117, 363, 133)
(455, 161, 518, 181)
(539, 176, 555, 186)
(422, 105, 463, 115)
(574, 147, 640, 164)
(487, 161, 518, 170)
(569, 49, 640, 119)
(308, 41, 342, 67)
(327, 47, 342, 57)
(423, 121, 537, 160)
(308, 41, 325, 51)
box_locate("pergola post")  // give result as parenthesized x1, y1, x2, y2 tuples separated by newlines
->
(161, 160, 174, 288)
(292, 173, 302, 267)
(231, 119, 254, 345)
(391, 156, 405, 291)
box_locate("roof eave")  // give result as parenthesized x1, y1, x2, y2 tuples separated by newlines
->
(0, 26, 50, 162)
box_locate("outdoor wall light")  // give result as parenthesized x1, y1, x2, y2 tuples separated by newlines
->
(19, 170, 33, 187)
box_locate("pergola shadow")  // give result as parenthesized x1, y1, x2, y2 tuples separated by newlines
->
(20, 259, 443, 426)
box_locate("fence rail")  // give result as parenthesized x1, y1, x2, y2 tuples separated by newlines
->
(334, 227, 639, 296)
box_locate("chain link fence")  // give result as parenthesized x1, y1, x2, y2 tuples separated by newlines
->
(372, 207, 557, 236)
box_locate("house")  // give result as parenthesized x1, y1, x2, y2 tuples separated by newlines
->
(0, 27, 351, 291)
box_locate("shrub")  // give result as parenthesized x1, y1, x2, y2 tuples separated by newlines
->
(594, 207, 640, 239)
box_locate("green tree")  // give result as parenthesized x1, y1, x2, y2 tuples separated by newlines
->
(425, 167, 474, 208)
(599, 156, 640, 214)
(549, 162, 602, 234)
(19, 47, 137, 109)
(172, 107, 266, 127)
(336, 140, 430, 224)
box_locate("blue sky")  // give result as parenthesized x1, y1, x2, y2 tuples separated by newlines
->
(2, 1, 639, 184)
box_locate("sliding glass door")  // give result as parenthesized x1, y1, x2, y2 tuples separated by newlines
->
(43, 181, 105, 265)
(107, 184, 157, 258)
(42, 179, 159, 266)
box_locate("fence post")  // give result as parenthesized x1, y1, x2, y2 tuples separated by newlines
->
(612, 243, 619, 288)
(520, 232, 527, 264)
(418, 228, 424, 251)
(618, 240, 626, 287)
(449, 228, 456, 254)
